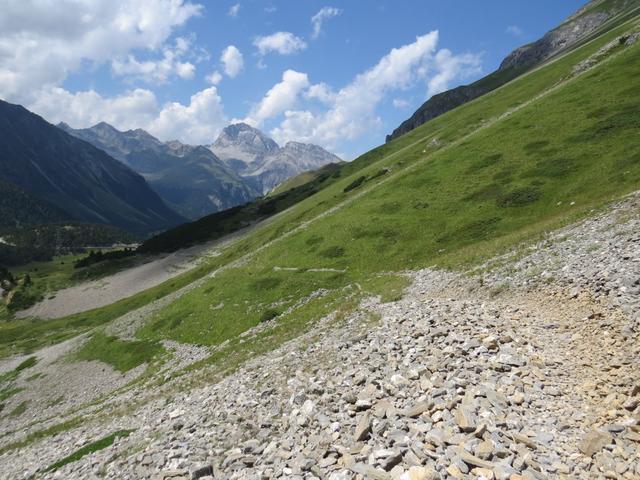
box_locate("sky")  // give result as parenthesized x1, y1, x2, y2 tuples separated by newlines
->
(0, 0, 587, 159)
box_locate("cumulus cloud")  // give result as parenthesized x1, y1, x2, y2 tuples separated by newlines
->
(111, 36, 197, 83)
(253, 32, 307, 56)
(244, 70, 309, 126)
(220, 45, 244, 78)
(149, 87, 227, 144)
(268, 31, 482, 151)
(30, 87, 160, 132)
(427, 49, 482, 97)
(270, 32, 440, 148)
(0, 0, 202, 103)
(506, 25, 524, 37)
(306, 83, 336, 105)
(311, 7, 342, 39)
(206, 70, 223, 85)
(0, 0, 233, 145)
(228, 3, 240, 17)
(31, 86, 227, 145)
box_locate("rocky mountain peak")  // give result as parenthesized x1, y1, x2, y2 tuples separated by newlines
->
(212, 123, 279, 158)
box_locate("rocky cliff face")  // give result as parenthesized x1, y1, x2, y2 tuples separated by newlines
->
(210, 124, 342, 194)
(61, 123, 259, 220)
(386, 0, 635, 142)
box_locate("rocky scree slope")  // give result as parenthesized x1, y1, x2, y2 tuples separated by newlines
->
(2, 193, 639, 480)
(60, 122, 259, 220)
(386, 0, 639, 142)
(0, 100, 184, 235)
(210, 123, 342, 194)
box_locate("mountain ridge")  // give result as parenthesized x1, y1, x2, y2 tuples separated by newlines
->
(60, 122, 259, 220)
(0, 100, 185, 235)
(386, 0, 638, 142)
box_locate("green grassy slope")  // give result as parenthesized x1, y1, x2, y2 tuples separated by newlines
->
(1, 18, 639, 359)
(268, 163, 344, 197)
(137, 22, 640, 345)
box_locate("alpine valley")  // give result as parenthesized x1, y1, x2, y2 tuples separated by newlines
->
(1, 1, 640, 480)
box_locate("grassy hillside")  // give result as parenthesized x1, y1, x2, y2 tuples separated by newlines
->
(268, 163, 343, 197)
(139, 162, 346, 254)
(1, 17, 639, 361)
(139, 21, 640, 346)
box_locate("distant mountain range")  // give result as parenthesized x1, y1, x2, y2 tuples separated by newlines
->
(387, 0, 638, 141)
(0, 100, 340, 248)
(210, 123, 342, 194)
(0, 100, 184, 236)
(61, 122, 342, 216)
(59, 122, 258, 220)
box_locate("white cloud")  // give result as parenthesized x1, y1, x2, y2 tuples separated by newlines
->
(264, 5, 277, 14)
(31, 86, 226, 145)
(30, 87, 160, 132)
(427, 49, 482, 97)
(220, 45, 244, 78)
(268, 31, 482, 151)
(111, 36, 197, 83)
(244, 70, 309, 126)
(0, 0, 231, 145)
(271, 32, 440, 148)
(0, 0, 203, 103)
(206, 70, 223, 85)
(253, 32, 307, 56)
(149, 87, 227, 144)
(306, 83, 336, 105)
(506, 25, 524, 37)
(392, 98, 410, 109)
(228, 3, 240, 17)
(311, 7, 342, 39)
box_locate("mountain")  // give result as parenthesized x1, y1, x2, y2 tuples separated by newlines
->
(387, 0, 639, 142)
(0, 178, 69, 229)
(0, 100, 184, 235)
(210, 123, 342, 193)
(4, 6, 640, 477)
(59, 122, 259, 220)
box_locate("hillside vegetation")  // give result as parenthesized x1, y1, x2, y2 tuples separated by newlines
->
(1, 17, 638, 361)
(139, 24, 640, 349)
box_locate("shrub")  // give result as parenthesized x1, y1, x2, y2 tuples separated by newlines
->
(343, 176, 367, 193)
(523, 140, 550, 152)
(251, 277, 283, 292)
(260, 309, 280, 323)
(320, 246, 345, 258)
(497, 187, 541, 207)
(16, 356, 37, 372)
(466, 153, 503, 173)
(305, 235, 324, 246)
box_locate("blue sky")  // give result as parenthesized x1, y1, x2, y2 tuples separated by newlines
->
(0, 0, 586, 159)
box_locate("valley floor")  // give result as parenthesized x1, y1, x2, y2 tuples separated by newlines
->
(14, 236, 235, 320)
(2, 193, 640, 479)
